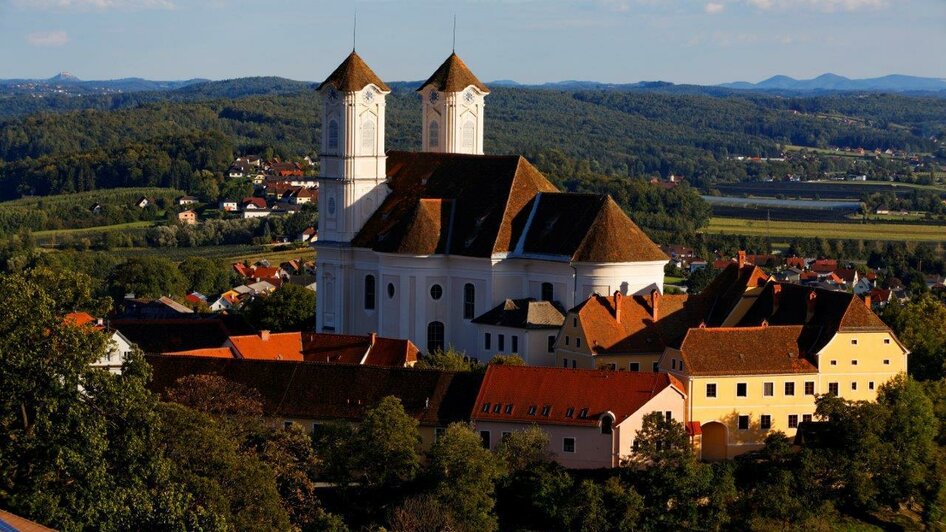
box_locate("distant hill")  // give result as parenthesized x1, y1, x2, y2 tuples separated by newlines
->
(721, 73, 946, 92)
(0, 74, 208, 96)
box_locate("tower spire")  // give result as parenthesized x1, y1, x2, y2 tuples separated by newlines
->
(452, 14, 456, 53)
(352, 10, 357, 52)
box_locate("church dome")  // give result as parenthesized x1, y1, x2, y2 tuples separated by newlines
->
(417, 52, 489, 93)
(318, 51, 390, 92)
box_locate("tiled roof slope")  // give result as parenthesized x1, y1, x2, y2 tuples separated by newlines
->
(229, 332, 304, 361)
(145, 356, 481, 426)
(162, 347, 236, 358)
(418, 52, 490, 93)
(111, 318, 232, 354)
(515, 193, 667, 262)
(471, 365, 683, 427)
(678, 326, 817, 376)
(317, 51, 390, 92)
(353, 151, 557, 257)
(700, 263, 770, 326)
(301, 332, 420, 367)
(571, 293, 663, 354)
(471, 298, 565, 329)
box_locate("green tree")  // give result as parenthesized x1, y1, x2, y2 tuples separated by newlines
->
(165, 374, 264, 417)
(348, 396, 421, 489)
(495, 425, 552, 473)
(23, 266, 111, 315)
(686, 265, 719, 294)
(414, 347, 479, 372)
(177, 256, 233, 295)
(882, 295, 946, 380)
(108, 256, 186, 300)
(489, 354, 526, 366)
(244, 284, 315, 332)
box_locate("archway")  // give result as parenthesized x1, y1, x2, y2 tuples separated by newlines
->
(701, 421, 728, 461)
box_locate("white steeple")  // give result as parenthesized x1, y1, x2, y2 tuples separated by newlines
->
(418, 53, 490, 155)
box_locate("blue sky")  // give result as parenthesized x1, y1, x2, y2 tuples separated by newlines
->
(0, 0, 943, 85)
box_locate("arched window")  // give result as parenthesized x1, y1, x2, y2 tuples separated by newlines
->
(462, 121, 475, 149)
(463, 283, 475, 319)
(327, 120, 339, 151)
(428, 121, 440, 149)
(601, 414, 614, 435)
(541, 282, 554, 302)
(364, 275, 376, 310)
(361, 117, 375, 153)
(427, 321, 445, 353)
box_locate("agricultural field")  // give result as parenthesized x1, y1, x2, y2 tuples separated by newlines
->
(112, 244, 312, 266)
(705, 217, 946, 242)
(713, 181, 920, 200)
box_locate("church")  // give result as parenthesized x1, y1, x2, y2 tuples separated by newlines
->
(313, 50, 669, 363)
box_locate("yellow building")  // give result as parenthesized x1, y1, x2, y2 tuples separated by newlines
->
(662, 281, 908, 460)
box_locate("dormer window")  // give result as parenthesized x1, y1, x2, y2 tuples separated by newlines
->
(541, 405, 551, 417)
(579, 408, 588, 418)
(565, 407, 574, 417)
(504, 404, 513, 415)
(528, 405, 537, 415)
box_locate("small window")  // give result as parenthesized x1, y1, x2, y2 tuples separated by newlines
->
(760, 415, 771, 430)
(481, 403, 490, 413)
(608, 363, 616, 371)
(511, 335, 518, 353)
(665, 411, 672, 422)
(484, 333, 491, 351)
(541, 405, 551, 417)
(504, 404, 513, 415)
(548, 336, 556, 353)
(480, 431, 491, 449)
(851, 360, 858, 366)
(851, 381, 857, 391)
(828, 382, 839, 396)
(738, 415, 750, 430)
(463, 283, 476, 319)
(851, 339, 858, 345)
(364, 275, 376, 310)
(783, 382, 795, 396)
(883, 359, 890, 365)
(680, 361, 685, 371)
(562, 359, 568, 368)
(428, 120, 439, 148)
(869, 381, 875, 390)
(498, 335, 505, 352)
(430, 284, 443, 300)
(541, 282, 554, 302)
(576, 338, 581, 348)
(788, 415, 799, 429)
(565, 336, 570, 346)
(387, 283, 396, 299)
(805, 381, 815, 395)
(884, 338, 891, 345)
(565, 407, 574, 418)
(572, 317, 577, 328)
(803, 414, 813, 423)
(652, 362, 659, 372)
(579, 408, 588, 418)
(764, 382, 774, 397)
(737, 383, 747, 397)
(571, 360, 577, 369)
(563, 437, 576, 453)
(830, 360, 837, 366)
(427, 321, 445, 353)
(493, 403, 502, 414)
(601, 416, 613, 435)
(629, 362, 640, 372)
(671, 359, 677, 370)
(528, 405, 537, 415)
(706, 383, 717, 398)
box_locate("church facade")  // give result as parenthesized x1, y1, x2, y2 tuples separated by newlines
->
(313, 51, 669, 360)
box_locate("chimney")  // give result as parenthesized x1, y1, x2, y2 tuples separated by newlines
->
(772, 284, 782, 313)
(613, 291, 623, 323)
(650, 289, 661, 320)
(806, 291, 817, 322)
(369, 332, 377, 347)
(737, 250, 746, 269)
(259, 330, 270, 341)
(864, 294, 871, 308)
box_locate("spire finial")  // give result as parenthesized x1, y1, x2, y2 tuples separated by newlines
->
(353, 10, 357, 52)
(452, 14, 457, 53)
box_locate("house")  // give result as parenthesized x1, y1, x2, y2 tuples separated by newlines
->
(185, 292, 207, 305)
(810, 259, 839, 275)
(283, 186, 317, 205)
(776, 268, 802, 283)
(854, 276, 875, 296)
(145, 356, 481, 449)
(834, 268, 858, 287)
(301, 332, 420, 366)
(134, 197, 149, 208)
(242, 208, 272, 219)
(242, 197, 268, 210)
(64, 312, 135, 374)
(177, 195, 199, 206)
(110, 315, 255, 354)
(118, 297, 195, 319)
(177, 210, 197, 225)
(689, 260, 708, 273)
(661, 281, 909, 460)
(269, 161, 304, 178)
(219, 199, 238, 212)
(470, 365, 687, 468)
(869, 287, 894, 308)
(470, 298, 565, 366)
(785, 256, 807, 269)
(247, 280, 278, 294)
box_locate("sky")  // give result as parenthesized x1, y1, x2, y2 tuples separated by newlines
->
(0, 0, 944, 85)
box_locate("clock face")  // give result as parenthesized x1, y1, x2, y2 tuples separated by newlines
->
(429, 90, 440, 104)
(327, 88, 338, 102)
(464, 90, 475, 103)
(363, 89, 375, 103)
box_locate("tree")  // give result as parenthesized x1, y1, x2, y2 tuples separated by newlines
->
(882, 295, 946, 380)
(165, 374, 264, 417)
(414, 347, 478, 372)
(177, 257, 233, 295)
(427, 423, 505, 532)
(244, 284, 315, 332)
(495, 425, 552, 473)
(22, 267, 111, 315)
(489, 354, 526, 366)
(686, 265, 718, 294)
(347, 396, 421, 489)
(107, 256, 185, 300)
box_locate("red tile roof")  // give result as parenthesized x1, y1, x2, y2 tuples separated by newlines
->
(570, 292, 664, 355)
(678, 325, 817, 376)
(471, 365, 683, 427)
(242, 197, 267, 209)
(811, 259, 839, 274)
(700, 263, 770, 327)
(418, 52, 489, 93)
(229, 332, 304, 361)
(64, 311, 97, 327)
(162, 347, 236, 358)
(301, 332, 419, 367)
(318, 51, 391, 92)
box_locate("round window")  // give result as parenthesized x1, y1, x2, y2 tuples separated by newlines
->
(387, 283, 396, 299)
(430, 284, 443, 300)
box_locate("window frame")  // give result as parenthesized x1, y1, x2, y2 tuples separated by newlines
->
(736, 382, 748, 397)
(785, 382, 795, 396)
(364, 275, 376, 310)
(463, 283, 476, 320)
(706, 383, 717, 398)
(563, 437, 576, 453)
(738, 415, 750, 431)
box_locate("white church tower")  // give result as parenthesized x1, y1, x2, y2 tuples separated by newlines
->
(316, 51, 391, 243)
(418, 53, 490, 154)
(315, 51, 390, 333)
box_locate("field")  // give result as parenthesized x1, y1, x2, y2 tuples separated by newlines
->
(33, 221, 154, 239)
(706, 217, 946, 242)
(713, 180, 946, 200)
(111, 244, 312, 266)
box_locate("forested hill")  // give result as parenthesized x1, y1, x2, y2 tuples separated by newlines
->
(0, 77, 944, 201)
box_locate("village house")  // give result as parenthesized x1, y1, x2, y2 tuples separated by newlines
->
(219, 199, 238, 212)
(177, 195, 198, 206)
(177, 210, 197, 225)
(469, 298, 565, 366)
(470, 365, 687, 468)
(64, 312, 135, 374)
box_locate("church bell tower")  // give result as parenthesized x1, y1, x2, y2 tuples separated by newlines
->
(418, 53, 490, 154)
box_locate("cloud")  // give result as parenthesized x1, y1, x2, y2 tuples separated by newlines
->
(745, 0, 888, 11)
(13, 0, 175, 10)
(705, 2, 725, 13)
(26, 30, 70, 47)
